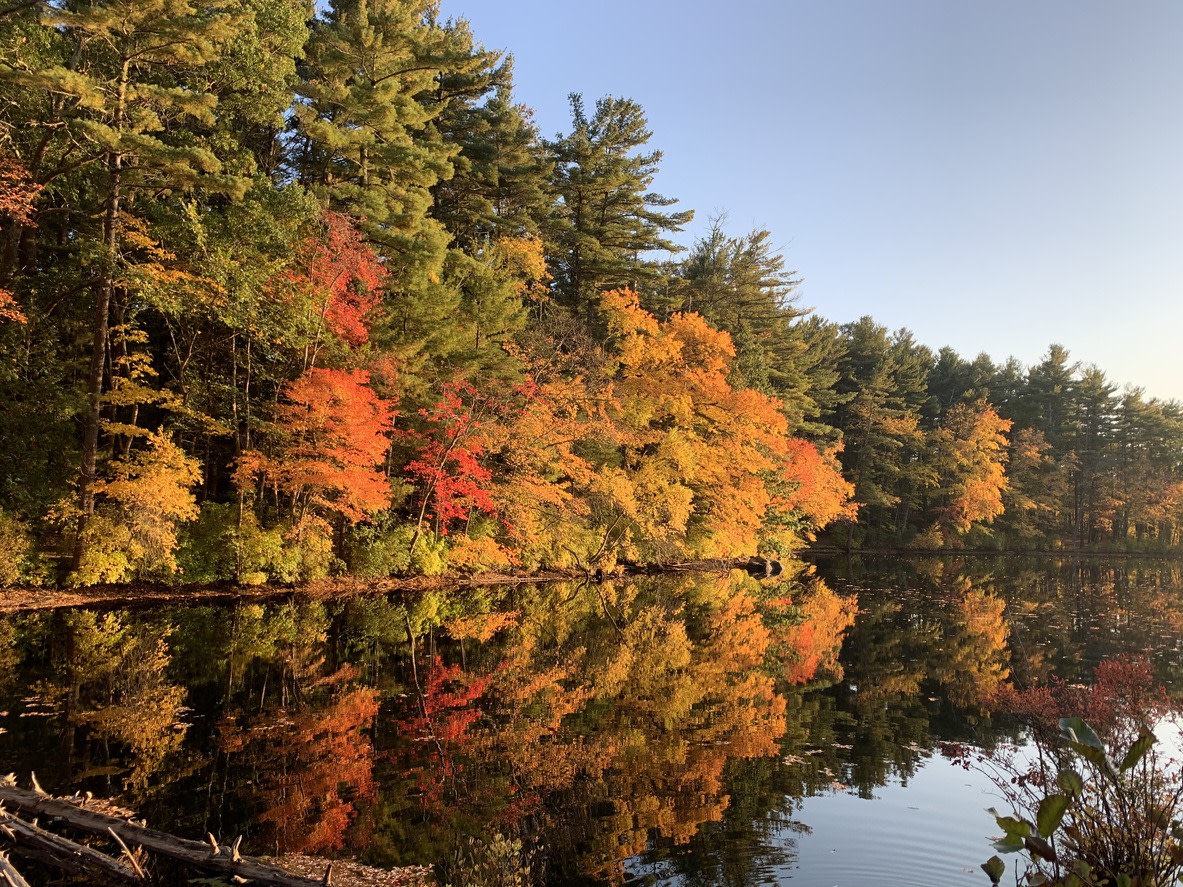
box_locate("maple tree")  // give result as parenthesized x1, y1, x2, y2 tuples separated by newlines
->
(0, 157, 38, 324)
(402, 381, 505, 550)
(238, 367, 395, 525)
(589, 289, 855, 560)
(70, 429, 202, 583)
(281, 211, 388, 362)
(928, 400, 1012, 540)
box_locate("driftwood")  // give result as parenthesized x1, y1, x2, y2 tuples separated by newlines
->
(0, 809, 139, 881)
(0, 851, 31, 887)
(0, 780, 331, 886)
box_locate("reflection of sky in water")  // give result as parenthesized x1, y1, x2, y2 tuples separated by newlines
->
(628, 753, 1002, 887)
(784, 756, 998, 887)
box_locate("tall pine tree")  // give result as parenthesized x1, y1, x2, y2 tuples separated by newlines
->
(547, 94, 692, 315)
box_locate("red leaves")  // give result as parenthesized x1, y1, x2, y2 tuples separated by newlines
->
(403, 381, 502, 534)
(400, 658, 493, 744)
(286, 210, 386, 347)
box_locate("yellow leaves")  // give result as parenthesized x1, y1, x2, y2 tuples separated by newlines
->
(494, 235, 551, 301)
(446, 534, 517, 573)
(485, 289, 857, 563)
(931, 400, 1013, 535)
(74, 429, 202, 581)
(446, 610, 519, 643)
(937, 589, 1011, 709)
(664, 311, 735, 379)
(97, 429, 201, 524)
(61, 611, 188, 792)
(117, 213, 226, 315)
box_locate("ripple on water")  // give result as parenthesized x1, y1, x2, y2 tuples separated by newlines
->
(769, 753, 1001, 887)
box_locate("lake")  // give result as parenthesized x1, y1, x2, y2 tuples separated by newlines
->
(1, 555, 1180, 885)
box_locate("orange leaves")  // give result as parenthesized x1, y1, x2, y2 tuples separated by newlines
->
(240, 368, 395, 523)
(775, 580, 858, 685)
(593, 289, 853, 558)
(778, 438, 858, 533)
(218, 674, 380, 853)
(0, 158, 39, 225)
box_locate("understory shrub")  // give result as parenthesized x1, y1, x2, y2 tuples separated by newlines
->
(959, 657, 1183, 887)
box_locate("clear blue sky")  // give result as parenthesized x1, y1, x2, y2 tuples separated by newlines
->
(451, 0, 1183, 403)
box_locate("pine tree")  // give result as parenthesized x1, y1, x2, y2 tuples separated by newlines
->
(547, 94, 692, 314)
(1, 0, 247, 563)
(430, 59, 552, 249)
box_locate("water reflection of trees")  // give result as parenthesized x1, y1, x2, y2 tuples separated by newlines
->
(0, 611, 188, 798)
(0, 558, 1179, 884)
(372, 574, 823, 883)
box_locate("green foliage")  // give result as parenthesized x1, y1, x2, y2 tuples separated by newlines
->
(548, 93, 692, 312)
(2, 0, 1182, 586)
(348, 520, 416, 578)
(410, 529, 449, 577)
(0, 509, 38, 587)
(235, 511, 291, 585)
(244, 515, 340, 585)
(442, 833, 535, 887)
(175, 502, 239, 583)
(70, 514, 139, 586)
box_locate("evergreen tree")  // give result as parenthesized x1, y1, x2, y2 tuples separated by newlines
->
(668, 218, 838, 437)
(294, 0, 489, 363)
(830, 318, 934, 543)
(1, 0, 247, 563)
(430, 57, 552, 249)
(547, 94, 692, 314)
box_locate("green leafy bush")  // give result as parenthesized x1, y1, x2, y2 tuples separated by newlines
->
(174, 502, 238, 582)
(0, 508, 38, 586)
(442, 833, 535, 887)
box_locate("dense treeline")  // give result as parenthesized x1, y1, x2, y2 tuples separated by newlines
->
(0, 0, 1178, 587)
(822, 328, 1183, 551)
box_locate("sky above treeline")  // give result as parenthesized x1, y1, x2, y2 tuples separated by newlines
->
(453, 0, 1183, 403)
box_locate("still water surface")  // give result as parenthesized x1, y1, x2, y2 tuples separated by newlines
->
(1, 556, 1180, 885)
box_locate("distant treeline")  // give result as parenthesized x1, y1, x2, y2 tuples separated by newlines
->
(0, 0, 1177, 586)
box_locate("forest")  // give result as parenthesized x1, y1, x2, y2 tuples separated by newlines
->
(0, 0, 1181, 588)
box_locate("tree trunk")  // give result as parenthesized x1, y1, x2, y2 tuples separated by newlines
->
(73, 58, 129, 570)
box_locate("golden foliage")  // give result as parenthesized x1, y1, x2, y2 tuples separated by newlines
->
(73, 429, 201, 582)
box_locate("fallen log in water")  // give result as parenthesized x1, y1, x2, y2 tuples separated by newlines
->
(616, 556, 783, 577)
(0, 778, 333, 886)
(0, 809, 139, 882)
(0, 850, 31, 887)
